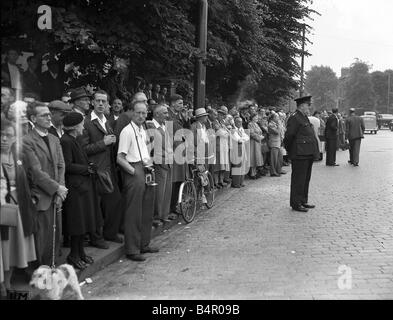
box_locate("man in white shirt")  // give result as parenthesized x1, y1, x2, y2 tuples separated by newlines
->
(117, 101, 159, 261)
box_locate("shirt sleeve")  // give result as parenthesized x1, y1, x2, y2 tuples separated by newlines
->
(118, 126, 132, 155)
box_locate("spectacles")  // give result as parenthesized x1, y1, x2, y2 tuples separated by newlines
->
(1, 133, 15, 139)
(37, 113, 51, 118)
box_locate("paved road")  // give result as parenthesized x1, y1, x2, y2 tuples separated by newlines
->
(84, 130, 393, 300)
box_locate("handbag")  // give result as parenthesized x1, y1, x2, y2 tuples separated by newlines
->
(0, 203, 18, 227)
(96, 170, 114, 194)
(0, 164, 18, 227)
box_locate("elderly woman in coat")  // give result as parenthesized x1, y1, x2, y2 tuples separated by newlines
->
(248, 113, 264, 179)
(60, 112, 98, 270)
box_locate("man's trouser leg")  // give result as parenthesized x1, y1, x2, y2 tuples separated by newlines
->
(122, 163, 146, 255)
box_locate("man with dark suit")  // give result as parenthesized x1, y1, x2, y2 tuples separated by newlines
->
(23, 102, 67, 265)
(283, 96, 319, 212)
(80, 90, 123, 248)
(1, 48, 23, 98)
(107, 98, 123, 129)
(48, 100, 72, 139)
(146, 104, 173, 225)
(324, 108, 340, 166)
(40, 58, 65, 102)
(23, 56, 42, 100)
(345, 108, 365, 166)
(168, 94, 188, 219)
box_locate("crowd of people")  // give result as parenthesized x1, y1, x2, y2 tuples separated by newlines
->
(1, 47, 361, 298)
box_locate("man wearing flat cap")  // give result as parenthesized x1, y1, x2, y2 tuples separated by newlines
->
(283, 95, 319, 212)
(345, 108, 365, 166)
(48, 100, 72, 139)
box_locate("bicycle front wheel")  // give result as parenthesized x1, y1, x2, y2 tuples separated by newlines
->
(204, 172, 215, 209)
(179, 180, 197, 223)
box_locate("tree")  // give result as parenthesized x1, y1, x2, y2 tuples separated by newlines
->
(1, 0, 317, 105)
(371, 70, 393, 114)
(305, 66, 338, 111)
(343, 59, 377, 112)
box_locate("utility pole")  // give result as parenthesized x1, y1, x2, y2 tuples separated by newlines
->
(386, 72, 390, 113)
(299, 23, 306, 97)
(194, 0, 208, 111)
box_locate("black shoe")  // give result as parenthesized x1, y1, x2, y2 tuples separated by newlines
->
(152, 220, 163, 227)
(348, 160, 353, 164)
(141, 246, 159, 254)
(80, 255, 94, 264)
(302, 203, 315, 209)
(292, 206, 308, 212)
(126, 254, 146, 261)
(67, 255, 87, 269)
(280, 171, 287, 175)
(90, 240, 109, 249)
(231, 185, 240, 188)
(105, 235, 123, 243)
(353, 163, 359, 166)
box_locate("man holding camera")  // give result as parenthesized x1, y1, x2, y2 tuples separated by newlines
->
(117, 101, 158, 261)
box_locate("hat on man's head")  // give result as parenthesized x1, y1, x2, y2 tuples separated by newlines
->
(147, 99, 158, 106)
(218, 105, 228, 115)
(62, 112, 84, 130)
(294, 95, 312, 106)
(70, 87, 91, 102)
(169, 94, 183, 103)
(349, 108, 355, 112)
(194, 108, 208, 118)
(48, 100, 72, 112)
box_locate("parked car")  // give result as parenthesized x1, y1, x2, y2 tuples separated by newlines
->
(377, 114, 393, 129)
(361, 113, 378, 134)
(389, 120, 393, 131)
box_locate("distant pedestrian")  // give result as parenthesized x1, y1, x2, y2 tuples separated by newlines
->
(324, 107, 339, 166)
(345, 108, 365, 166)
(283, 96, 319, 212)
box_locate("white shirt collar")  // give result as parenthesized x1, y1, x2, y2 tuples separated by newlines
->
(152, 118, 165, 131)
(91, 111, 107, 131)
(34, 128, 48, 137)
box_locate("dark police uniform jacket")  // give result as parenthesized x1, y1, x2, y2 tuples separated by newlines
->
(283, 110, 319, 160)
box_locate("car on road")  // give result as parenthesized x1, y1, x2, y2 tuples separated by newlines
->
(389, 120, 393, 131)
(361, 112, 378, 134)
(377, 113, 393, 129)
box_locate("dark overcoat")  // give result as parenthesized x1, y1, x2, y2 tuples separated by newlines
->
(283, 110, 319, 160)
(60, 133, 97, 236)
(324, 114, 339, 140)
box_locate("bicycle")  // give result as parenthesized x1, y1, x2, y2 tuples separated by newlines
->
(177, 163, 215, 224)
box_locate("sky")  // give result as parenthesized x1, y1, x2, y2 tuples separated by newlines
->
(304, 0, 393, 77)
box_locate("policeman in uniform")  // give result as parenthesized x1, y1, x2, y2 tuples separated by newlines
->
(283, 95, 319, 212)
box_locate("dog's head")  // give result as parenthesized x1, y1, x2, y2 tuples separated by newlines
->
(29, 265, 52, 290)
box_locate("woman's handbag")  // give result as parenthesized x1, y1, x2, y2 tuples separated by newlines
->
(0, 202, 18, 227)
(1, 164, 18, 227)
(96, 170, 114, 194)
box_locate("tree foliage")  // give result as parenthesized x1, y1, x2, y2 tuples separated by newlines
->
(1, 0, 316, 105)
(343, 59, 377, 111)
(305, 65, 338, 111)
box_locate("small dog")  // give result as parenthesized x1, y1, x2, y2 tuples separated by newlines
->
(29, 264, 84, 300)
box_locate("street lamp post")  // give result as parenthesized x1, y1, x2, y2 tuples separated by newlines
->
(194, 0, 208, 111)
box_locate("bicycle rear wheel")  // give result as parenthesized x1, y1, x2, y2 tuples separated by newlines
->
(204, 171, 215, 209)
(179, 180, 197, 223)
